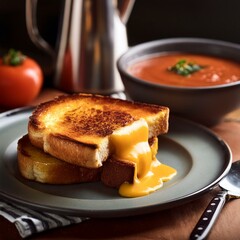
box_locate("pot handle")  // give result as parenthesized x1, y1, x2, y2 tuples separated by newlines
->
(25, 0, 55, 58)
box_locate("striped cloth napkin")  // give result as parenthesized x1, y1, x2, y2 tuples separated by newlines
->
(0, 201, 89, 238)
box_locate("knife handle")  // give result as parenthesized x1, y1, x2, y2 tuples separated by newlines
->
(190, 190, 228, 240)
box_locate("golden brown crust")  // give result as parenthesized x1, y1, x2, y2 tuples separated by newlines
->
(17, 135, 101, 184)
(28, 93, 169, 168)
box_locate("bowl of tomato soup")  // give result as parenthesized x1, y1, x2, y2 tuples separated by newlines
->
(117, 38, 240, 126)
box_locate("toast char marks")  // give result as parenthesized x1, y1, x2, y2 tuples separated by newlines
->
(62, 107, 135, 137)
(30, 93, 166, 126)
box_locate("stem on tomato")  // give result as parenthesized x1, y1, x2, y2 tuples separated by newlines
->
(3, 49, 26, 66)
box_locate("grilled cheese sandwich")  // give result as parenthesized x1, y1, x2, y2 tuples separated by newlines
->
(23, 93, 176, 197)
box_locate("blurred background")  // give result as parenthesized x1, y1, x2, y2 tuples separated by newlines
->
(1, 0, 240, 86)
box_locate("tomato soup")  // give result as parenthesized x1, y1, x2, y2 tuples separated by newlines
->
(128, 53, 240, 87)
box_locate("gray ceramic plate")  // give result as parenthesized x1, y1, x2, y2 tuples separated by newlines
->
(0, 108, 232, 217)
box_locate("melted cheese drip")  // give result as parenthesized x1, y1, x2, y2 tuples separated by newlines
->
(111, 119, 176, 198)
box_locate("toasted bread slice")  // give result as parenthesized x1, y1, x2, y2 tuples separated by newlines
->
(28, 93, 169, 168)
(17, 135, 101, 184)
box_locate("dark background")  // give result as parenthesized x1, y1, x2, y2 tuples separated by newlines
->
(1, 0, 240, 84)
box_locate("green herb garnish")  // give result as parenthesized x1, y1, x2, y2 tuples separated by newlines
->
(168, 59, 205, 76)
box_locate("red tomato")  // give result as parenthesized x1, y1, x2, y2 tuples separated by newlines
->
(0, 50, 43, 109)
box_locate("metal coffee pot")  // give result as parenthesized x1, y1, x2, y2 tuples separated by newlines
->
(25, 0, 135, 94)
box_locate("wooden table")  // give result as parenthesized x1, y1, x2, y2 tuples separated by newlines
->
(1, 88, 240, 240)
